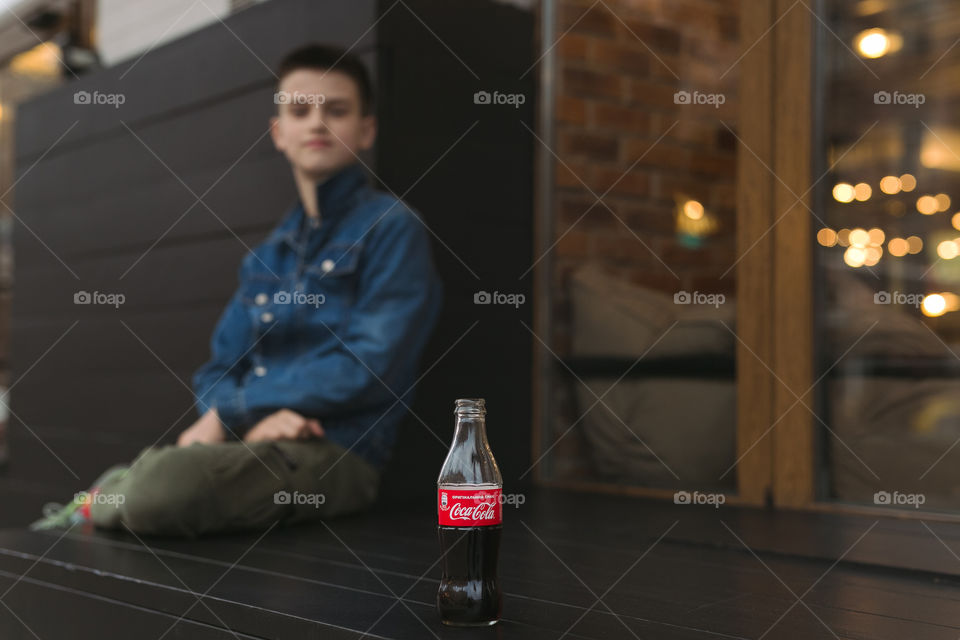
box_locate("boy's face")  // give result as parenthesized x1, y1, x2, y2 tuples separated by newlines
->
(270, 69, 376, 181)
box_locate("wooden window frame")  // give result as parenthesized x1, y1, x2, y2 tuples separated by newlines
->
(738, 0, 815, 508)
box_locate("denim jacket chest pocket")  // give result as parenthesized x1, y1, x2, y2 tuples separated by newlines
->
(238, 267, 293, 337)
(293, 242, 364, 334)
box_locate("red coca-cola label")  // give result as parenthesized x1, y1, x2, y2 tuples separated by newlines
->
(438, 486, 502, 526)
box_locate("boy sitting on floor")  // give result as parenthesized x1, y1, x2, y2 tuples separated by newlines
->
(32, 44, 443, 537)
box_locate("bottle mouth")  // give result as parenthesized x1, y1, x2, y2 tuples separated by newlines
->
(454, 398, 486, 416)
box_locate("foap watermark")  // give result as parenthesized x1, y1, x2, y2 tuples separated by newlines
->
(498, 493, 526, 508)
(274, 91, 326, 106)
(474, 290, 525, 308)
(673, 90, 726, 108)
(74, 290, 125, 308)
(473, 90, 526, 108)
(274, 291, 326, 308)
(874, 291, 923, 308)
(874, 90, 925, 108)
(75, 490, 125, 507)
(673, 490, 725, 508)
(674, 290, 725, 308)
(274, 490, 326, 508)
(874, 490, 925, 509)
(74, 90, 125, 108)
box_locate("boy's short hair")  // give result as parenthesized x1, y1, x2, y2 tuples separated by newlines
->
(275, 44, 375, 116)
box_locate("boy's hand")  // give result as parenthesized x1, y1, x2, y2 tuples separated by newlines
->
(177, 408, 226, 446)
(243, 409, 324, 443)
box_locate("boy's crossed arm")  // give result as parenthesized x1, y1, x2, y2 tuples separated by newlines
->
(177, 408, 324, 446)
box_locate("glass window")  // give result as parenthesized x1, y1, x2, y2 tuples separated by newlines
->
(815, 0, 960, 512)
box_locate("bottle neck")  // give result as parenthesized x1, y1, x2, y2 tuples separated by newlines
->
(440, 400, 501, 487)
(453, 415, 487, 446)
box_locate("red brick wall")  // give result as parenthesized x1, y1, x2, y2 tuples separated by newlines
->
(550, 0, 740, 354)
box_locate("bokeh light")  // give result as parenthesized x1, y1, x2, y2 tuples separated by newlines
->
(937, 240, 959, 260)
(833, 183, 856, 203)
(880, 175, 901, 194)
(817, 228, 837, 247)
(683, 199, 704, 220)
(888, 237, 909, 257)
(922, 294, 947, 317)
(917, 195, 939, 215)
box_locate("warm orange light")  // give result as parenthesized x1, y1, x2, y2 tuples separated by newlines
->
(844, 246, 867, 267)
(833, 183, 856, 203)
(907, 235, 923, 254)
(837, 228, 851, 246)
(936, 194, 952, 212)
(917, 195, 939, 215)
(849, 228, 870, 247)
(9, 42, 62, 76)
(937, 240, 959, 260)
(943, 293, 960, 312)
(855, 28, 901, 58)
(683, 199, 705, 220)
(880, 175, 901, 194)
(922, 294, 948, 317)
(900, 173, 917, 192)
(953, 212, 960, 231)
(868, 228, 885, 245)
(854, 182, 873, 201)
(888, 237, 909, 257)
(817, 228, 837, 247)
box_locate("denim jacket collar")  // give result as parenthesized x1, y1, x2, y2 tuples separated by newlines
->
(268, 163, 369, 247)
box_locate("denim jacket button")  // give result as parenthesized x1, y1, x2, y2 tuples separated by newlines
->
(254, 293, 269, 306)
(260, 312, 274, 323)
(254, 366, 267, 377)
(321, 259, 335, 273)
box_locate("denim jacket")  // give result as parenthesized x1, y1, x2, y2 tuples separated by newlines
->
(192, 163, 443, 470)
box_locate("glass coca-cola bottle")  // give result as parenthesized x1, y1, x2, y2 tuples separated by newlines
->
(436, 398, 503, 626)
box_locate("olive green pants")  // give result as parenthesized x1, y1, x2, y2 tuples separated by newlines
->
(89, 439, 380, 537)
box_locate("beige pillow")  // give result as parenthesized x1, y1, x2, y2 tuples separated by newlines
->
(570, 264, 735, 359)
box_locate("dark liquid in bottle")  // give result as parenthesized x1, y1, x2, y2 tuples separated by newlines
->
(436, 524, 502, 626)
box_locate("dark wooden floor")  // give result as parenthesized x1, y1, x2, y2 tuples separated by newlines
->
(1, 487, 960, 638)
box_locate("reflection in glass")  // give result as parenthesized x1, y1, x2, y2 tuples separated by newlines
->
(817, 0, 960, 511)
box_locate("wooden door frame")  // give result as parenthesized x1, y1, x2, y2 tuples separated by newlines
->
(735, 0, 814, 507)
